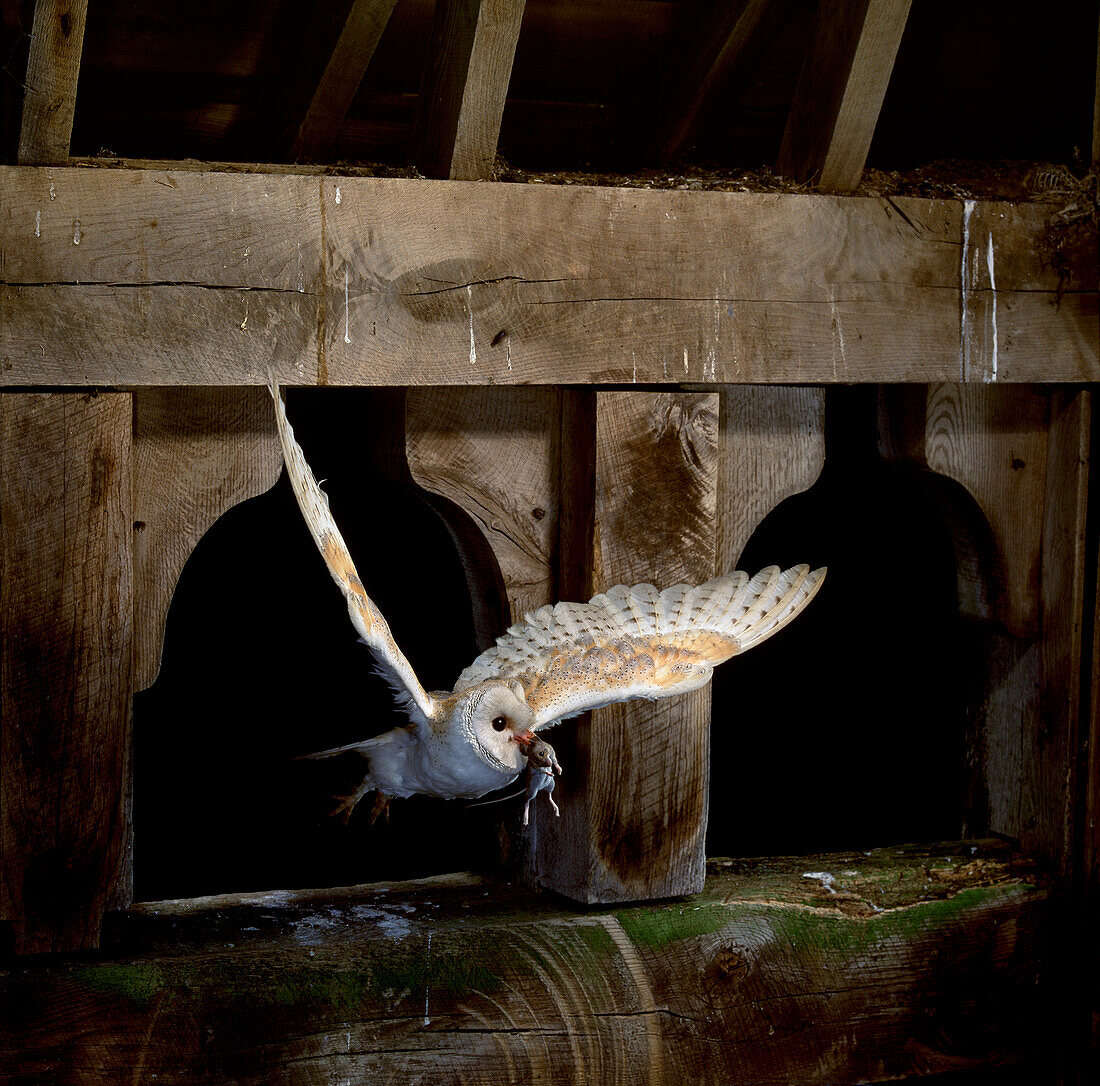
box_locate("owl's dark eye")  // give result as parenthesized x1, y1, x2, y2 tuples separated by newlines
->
(491, 716, 508, 732)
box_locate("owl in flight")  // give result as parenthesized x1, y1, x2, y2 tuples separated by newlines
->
(271, 386, 825, 822)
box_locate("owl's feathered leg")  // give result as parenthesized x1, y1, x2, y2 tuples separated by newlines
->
(328, 776, 375, 823)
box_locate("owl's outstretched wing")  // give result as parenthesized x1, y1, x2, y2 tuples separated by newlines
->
(454, 565, 825, 730)
(270, 384, 441, 727)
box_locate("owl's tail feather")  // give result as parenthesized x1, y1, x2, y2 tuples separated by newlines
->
(296, 734, 391, 760)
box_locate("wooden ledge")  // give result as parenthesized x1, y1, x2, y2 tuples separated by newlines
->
(1, 163, 1095, 386)
(0, 842, 1062, 1083)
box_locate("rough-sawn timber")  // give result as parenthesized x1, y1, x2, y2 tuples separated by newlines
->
(0, 843, 1058, 1083)
(0, 165, 1095, 385)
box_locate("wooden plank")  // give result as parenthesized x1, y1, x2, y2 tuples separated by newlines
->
(879, 384, 1050, 636)
(291, 0, 401, 162)
(17, 0, 87, 164)
(0, 844, 1059, 1083)
(0, 166, 1096, 385)
(403, 387, 560, 645)
(414, 0, 527, 180)
(776, 0, 912, 192)
(132, 389, 283, 692)
(660, 0, 787, 164)
(0, 392, 132, 954)
(717, 385, 825, 568)
(532, 390, 716, 903)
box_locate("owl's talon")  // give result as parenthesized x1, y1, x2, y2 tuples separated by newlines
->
(368, 791, 392, 825)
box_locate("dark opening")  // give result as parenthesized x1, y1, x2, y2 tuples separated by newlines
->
(134, 389, 506, 902)
(708, 386, 973, 857)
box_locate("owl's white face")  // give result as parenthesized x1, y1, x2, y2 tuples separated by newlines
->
(456, 681, 537, 775)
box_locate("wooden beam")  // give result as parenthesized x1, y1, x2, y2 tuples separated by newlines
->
(414, 0, 527, 180)
(660, 0, 786, 164)
(0, 166, 1096, 385)
(0, 392, 133, 954)
(132, 389, 282, 692)
(17, 0, 87, 164)
(776, 0, 912, 192)
(533, 390, 716, 902)
(0, 845, 1060, 1082)
(291, 0, 400, 162)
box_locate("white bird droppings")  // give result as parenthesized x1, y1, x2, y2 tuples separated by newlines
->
(34, 210, 40, 238)
(335, 187, 342, 204)
(343, 267, 352, 344)
(467, 285, 476, 366)
(72, 220, 83, 245)
(959, 199, 975, 378)
(986, 231, 998, 380)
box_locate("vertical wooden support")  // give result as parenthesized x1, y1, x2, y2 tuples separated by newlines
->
(132, 389, 282, 692)
(776, 0, 912, 191)
(718, 386, 826, 568)
(0, 393, 133, 954)
(415, 0, 527, 180)
(880, 384, 1090, 876)
(532, 390, 718, 903)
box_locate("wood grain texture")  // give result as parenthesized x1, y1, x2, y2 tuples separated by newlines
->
(880, 384, 1050, 636)
(17, 0, 88, 164)
(0, 392, 133, 954)
(717, 386, 825, 568)
(1035, 388, 1090, 875)
(2, 165, 1095, 385)
(414, 0, 527, 180)
(0, 845, 1059, 1084)
(291, 0, 401, 161)
(776, 0, 912, 192)
(132, 388, 283, 692)
(404, 387, 560, 640)
(660, 0, 786, 164)
(534, 391, 717, 903)
(881, 385, 1091, 875)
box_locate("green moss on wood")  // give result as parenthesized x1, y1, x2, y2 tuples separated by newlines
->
(74, 962, 165, 1006)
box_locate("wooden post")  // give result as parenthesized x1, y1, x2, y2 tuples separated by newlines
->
(530, 390, 718, 902)
(0, 393, 133, 953)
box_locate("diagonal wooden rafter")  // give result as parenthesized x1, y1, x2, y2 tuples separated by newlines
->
(414, 0, 527, 181)
(776, 0, 912, 192)
(17, 0, 87, 164)
(660, 0, 788, 165)
(291, 0, 400, 162)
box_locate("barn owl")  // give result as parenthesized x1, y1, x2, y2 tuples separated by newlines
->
(271, 386, 825, 821)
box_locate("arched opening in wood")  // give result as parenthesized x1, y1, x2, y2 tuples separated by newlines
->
(708, 385, 999, 858)
(133, 389, 514, 902)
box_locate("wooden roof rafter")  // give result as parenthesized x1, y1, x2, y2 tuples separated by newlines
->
(291, 0, 401, 163)
(777, 0, 913, 191)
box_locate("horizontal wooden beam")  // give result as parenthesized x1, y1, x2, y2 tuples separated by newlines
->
(0, 165, 1096, 385)
(0, 844, 1060, 1082)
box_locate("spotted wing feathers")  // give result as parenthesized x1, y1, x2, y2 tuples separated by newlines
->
(455, 564, 825, 729)
(270, 384, 439, 727)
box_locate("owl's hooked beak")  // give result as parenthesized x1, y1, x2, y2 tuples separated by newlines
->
(514, 729, 538, 751)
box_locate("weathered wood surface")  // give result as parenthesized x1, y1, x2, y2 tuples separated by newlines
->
(0, 393, 133, 954)
(403, 387, 560, 644)
(132, 388, 282, 691)
(291, 0, 401, 162)
(414, 0, 527, 180)
(17, 0, 88, 164)
(879, 384, 1049, 636)
(717, 386, 825, 568)
(776, 0, 912, 192)
(880, 385, 1092, 878)
(0, 843, 1057, 1084)
(531, 391, 716, 903)
(1, 166, 1095, 385)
